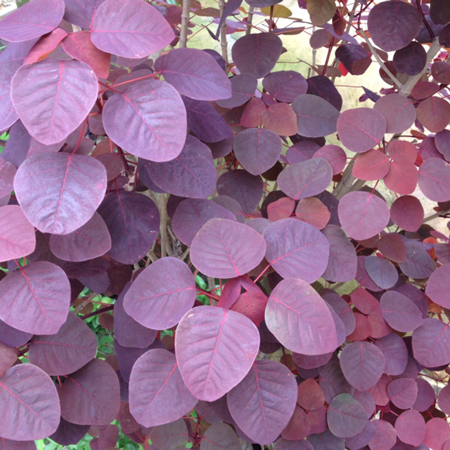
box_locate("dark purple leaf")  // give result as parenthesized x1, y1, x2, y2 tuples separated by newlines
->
(338, 191, 390, 241)
(216, 170, 263, 214)
(0, 364, 60, 440)
(150, 419, 190, 450)
(29, 312, 97, 375)
(364, 256, 398, 290)
(266, 278, 338, 355)
(292, 352, 332, 370)
(393, 42, 426, 76)
(0, 0, 64, 42)
(327, 393, 368, 438)
(213, 195, 245, 223)
(1, 121, 31, 169)
(367, 2, 422, 51)
(395, 410, 425, 447)
(59, 359, 120, 426)
(340, 341, 385, 391)
(144, 135, 217, 198)
(114, 340, 152, 382)
(292, 94, 339, 138)
(321, 224, 357, 282)
(264, 218, 330, 282)
(263, 71, 308, 102)
(232, 33, 282, 78)
(129, 349, 197, 427)
(11, 59, 98, 145)
(155, 48, 231, 101)
(233, 128, 282, 176)
(0, 343, 17, 376)
(377, 234, 406, 264)
(172, 199, 236, 246)
(227, 360, 297, 444)
(14, 152, 107, 235)
(380, 291, 423, 333)
(335, 44, 371, 76)
(0, 261, 70, 335)
(278, 158, 333, 200)
(390, 195, 424, 232)
(91, 0, 174, 58)
(103, 79, 187, 162)
(175, 305, 260, 401)
(399, 240, 435, 280)
(418, 158, 450, 202)
(49, 418, 90, 446)
(432, 61, 450, 84)
(322, 290, 356, 336)
(414, 378, 435, 412)
(286, 141, 321, 164)
(216, 74, 257, 109)
(307, 75, 343, 111)
(308, 430, 345, 450)
(98, 190, 160, 265)
(435, 129, 450, 161)
(373, 333, 408, 376)
(416, 97, 450, 133)
(0, 319, 32, 348)
(319, 361, 354, 404)
(190, 218, 266, 278)
(200, 422, 241, 450)
(336, 108, 386, 153)
(412, 318, 450, 368)
(373, 94, 416, 134)
(438, 384, 450, 415)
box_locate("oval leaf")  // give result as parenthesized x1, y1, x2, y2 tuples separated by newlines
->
(380, 291, 423, 333)
(327, 393, 368, 438)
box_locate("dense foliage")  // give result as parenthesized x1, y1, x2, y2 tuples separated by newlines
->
(0, 0, 450, 449)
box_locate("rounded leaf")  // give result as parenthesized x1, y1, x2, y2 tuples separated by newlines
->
(373, 333, 408, 377)
(387, 378, 418, 410)
(395, 410, 425, 447)
(369, 420, 397, 450)
(327, 394, 368, 439)
(390, 195, 424, 232)
(14, 153, 107, 235)
(200, 423, 241, 450)
(103, 79, 187, 162)
(416, 97, 450, 133)
(426, 263, 450, 309)
(313, 145, 346, 175)
(262, 71, 308, 103)
(418, 158, 450, 202)
(129, 349, 197, 427)
(373, 94, 416, 134)
(365, 256, 398, 290)
(380, 291, 423, 333)
(353, 150, 390, 181)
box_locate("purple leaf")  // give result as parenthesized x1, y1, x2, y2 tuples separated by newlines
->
(98, 190, 160, 265)
(364, 256, 398, 290)
(335, 44, 371, 76)
(0, 159, 16, 198)
(292, 94, 340, 138)
(369, 420, 397, 450)
(278, 158, 333, 200)
(0, 319, 32, 348)
(368, 1, 422, 52)
(417, 97, 450, 133)
(293, 351, 332, 370)
(424, 418, 450, 450)
(114, 340, 153, 383)
(390, 195, 424, 232)
(426, 263, 450, 309)
(274, 439, 314, 450)
(28, 312, 97, 376)
(0, 0, 64, 42)
(150, 419, 190, 449)
(232, 33, 282, 78)
(395, 410, 425, 447)
(263, 218, 330, 282)
(175, 305, 260, 401)
(414, 378, 435, 412)
(340, 341, 385, 391)
(200, 422, 241, 450)
(0, 205, 35, 262)
(319, 361, 354, 404)
(399, 240, 435, 280)
(102, 79, 187, 162)
(307, 75, 343, 111)
(91, 0, 175, 58)
(373, 333, 408, 376)
(114, 282, 157, 349)
(265, 278, 338, 355)
(393, 42, 426, 76)
(0, 440, 36, 450)
(380, 291, 423, 333)
(387, 378, 418, 410)
(233, 128, 282, 176)
(172, 199, 236, 246)
(11, 60, 98, 145)
(1, 121, 31, 169)
(322, 290, 356, 336)
(14, 153, 107, 235)
(346, 422, 376, 450)
(0, 61, 21, 133)
(327, 393, 368, 438)
(308, 430, 344, 450)
(338, 191, 390, 241)
(59, 359, 120, 426)
(0, 261, 70, 335)
(418, 158, 450, 202)
(216, 73, 257, 109)
(155, 48, 231, 101)
(336, 108, 386, 153)
(262, 71, 308, 103)
(227, 360, 297, 445)
(49, 212, 111, 262)
(63, 0, 107, 28)
(412, 318, 450, 368)
(124, 257, 196, 330)
(129, 349, 198, 427)
(190, 218, 266, 278)
(286, 141, 320, 164)
(144, 135, 217, 198)
(373, 94, 416, 134)
(313, 145, 346, 175)
(0, 364, 60, 440)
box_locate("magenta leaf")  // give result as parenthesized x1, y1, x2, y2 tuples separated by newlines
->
(369, 420, 397, 450)
(124, 257, 196, 330)
(338, 191, 390, 241)
(390, 195, 424, 232)
(387, 378, 418, 410)
(227, 360, 297, 445)
(233, 128, 283, 176)
(11, 60, 98, 145)
(102, 79, 186, 161)
(155, 48, 231, 101)
(59, 359, 120, 426)
(278, 158, 333, 200)
(14, 153, 107, 235)
(0, 0, 64, 42)
(149, 419, 190, 449)
(336, 108, 386, 153)
(91, 0, 174, 58)
(380, 291, 423, 333)
(232, 33, 282, 78)
(0, 364, 60, 440)
(353, 150, 390, 181)
(424, 418, 450, 450)
(190, 218, 266, 278)
(24, 28, 68, 65)
(266, 278, 337, 355)
(129, 349, 197, 427)
(426, 263, 450, 309)
(0, 261, 70, 335)
(327, 393, 368, 438)
(292, 94, 340, 138)
(263, 218, 330, 282)
(263, 71, 308, 102)
(0, 205, 35, 262)
(373, 94, 416, 134)
(28, 313, 97, 376)
(98, 190, 160, 265)
(144, 135, 217, 198)
(418, 158, 450, 202)
(395, 410, 425, 447)
(340, 341, 385, 391)
(175, 305, 260, 401)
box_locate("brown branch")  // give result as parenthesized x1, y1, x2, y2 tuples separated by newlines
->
(219, 0, 229, 64)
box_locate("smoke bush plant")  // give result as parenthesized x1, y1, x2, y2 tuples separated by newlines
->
(1, 0, 450, 448)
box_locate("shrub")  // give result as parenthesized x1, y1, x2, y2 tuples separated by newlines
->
(0, 0, 450, 449)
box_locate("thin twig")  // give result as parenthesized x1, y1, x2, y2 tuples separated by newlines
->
(219, 0, 229, 63)
(159, 194, 169, 258)
(423, 209, 450, 224)
(83, 304, 114, 320)
(180, 0, 191, 48)
(246, 6, 254, 35)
